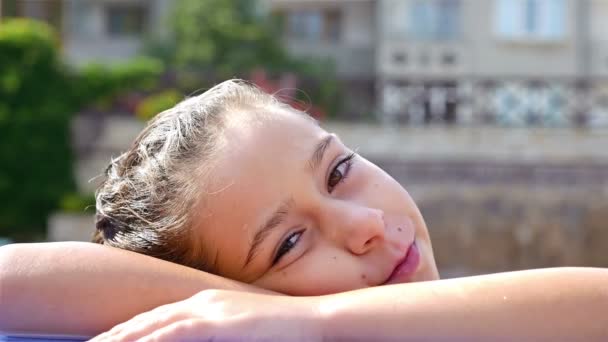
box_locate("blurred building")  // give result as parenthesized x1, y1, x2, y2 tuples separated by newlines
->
(5, 0, 608, 125)
(268, 0, 608, 126)
(0, 0, 171, 64)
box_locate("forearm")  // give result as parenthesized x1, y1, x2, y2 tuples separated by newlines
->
(0, 242, 269, 335)
(316, 268, 608, 341)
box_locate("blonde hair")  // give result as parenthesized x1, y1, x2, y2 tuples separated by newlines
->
(93, 79, 293, 270)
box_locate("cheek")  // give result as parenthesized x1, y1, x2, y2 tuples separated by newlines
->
(357, 161, 415, 211)
(253, 251, 367, 296)
(360, 161, 431, 237)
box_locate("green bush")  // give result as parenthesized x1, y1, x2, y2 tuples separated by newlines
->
(136, 89, 182, 121)
(77, 56, 164, 108)
(169, 0, 289, 76)
(154, 0, 342, 118)
(0, 19, 166, 240)
(0, 19, 75, 240)
(59, 192, 96, 214)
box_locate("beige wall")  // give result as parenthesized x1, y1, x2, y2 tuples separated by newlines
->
(589, 0, 608, 77)
(379, 0, 582, 79)
(589, 0, 608, 42)
(470, 0, 579, 78)
(416, 185, 608, 277)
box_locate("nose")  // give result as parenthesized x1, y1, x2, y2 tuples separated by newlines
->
(329, 203, 386, 255)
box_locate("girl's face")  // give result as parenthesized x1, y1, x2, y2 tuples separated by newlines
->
(195, 111, 439, 295)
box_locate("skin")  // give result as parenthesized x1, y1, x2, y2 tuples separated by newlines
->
(92, 268, 608, 341)
(197, 110, 439, 295)
(0, 242, 275, 335)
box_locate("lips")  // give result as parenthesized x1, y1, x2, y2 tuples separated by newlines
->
(383, 241, 421, 285)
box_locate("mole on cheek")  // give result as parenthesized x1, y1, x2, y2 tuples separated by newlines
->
(397, 227, 403, 232)
(332, 256, 337, 260)
(361, 274, 366, 280)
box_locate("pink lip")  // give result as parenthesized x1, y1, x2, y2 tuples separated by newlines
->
(383, 241, 421, 285)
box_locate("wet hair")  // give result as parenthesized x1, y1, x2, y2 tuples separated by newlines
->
(93, 79, 294, 271)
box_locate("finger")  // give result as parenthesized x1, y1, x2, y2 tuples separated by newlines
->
(136, 319, 214, 342)
(94, 303, 183, 341)
(89, 330, 114, 342)
(110, 308, 192, 341)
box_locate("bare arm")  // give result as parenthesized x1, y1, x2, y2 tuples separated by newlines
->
(0, 242, 270, 336)
(95, 267, 608, 341)
(319, 267, 608, 340)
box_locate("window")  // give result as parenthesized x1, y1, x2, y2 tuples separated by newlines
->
(286, 10, 341, 42)
(70, 1, 95, 38)
(408, 0, 461, 40)
(495, 0, 566, 40)
(105, 4, 147, 37)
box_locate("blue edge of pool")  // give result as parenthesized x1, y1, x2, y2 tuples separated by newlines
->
(0, 334, 89, 342)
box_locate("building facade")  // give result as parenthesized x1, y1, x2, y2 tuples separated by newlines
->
(4, 0, 608, 125)
(267, 0, 608, 126)
(0, 0, 171, 65)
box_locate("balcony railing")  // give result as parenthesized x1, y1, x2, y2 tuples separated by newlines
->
(380, 79, 608, 128)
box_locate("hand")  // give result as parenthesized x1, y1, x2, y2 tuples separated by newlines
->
(90, 289, 323, 342)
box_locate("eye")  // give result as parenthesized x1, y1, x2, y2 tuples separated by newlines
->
(327, 153, 356, 193)
(273, 230, 303, 265)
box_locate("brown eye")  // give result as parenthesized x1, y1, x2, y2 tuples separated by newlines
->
(327, 153, 355, 193)
(328, 167, 345, 191)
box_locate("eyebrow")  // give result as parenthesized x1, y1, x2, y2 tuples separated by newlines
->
(309, 135, 334, 172)
(242, 135, 335, 269)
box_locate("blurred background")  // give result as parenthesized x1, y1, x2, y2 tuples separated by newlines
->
(0, 0, 607, 278)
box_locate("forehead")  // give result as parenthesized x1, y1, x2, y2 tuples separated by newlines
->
(196, 111, 326, 276)
(222, 111, 323, 167)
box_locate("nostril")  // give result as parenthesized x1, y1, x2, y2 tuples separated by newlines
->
(363, 237, 377, 251)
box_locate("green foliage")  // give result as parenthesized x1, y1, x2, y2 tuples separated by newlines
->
(167, 0, 290, 76)
(0, 19, 75, 239)
(136, 89, 182, 121)
(0, 19, 163, 240)
(76, 57, 164, 108)
(291, 59, 343, 118)
(59, 192, 96, 214)
(148, 0, 343, 117)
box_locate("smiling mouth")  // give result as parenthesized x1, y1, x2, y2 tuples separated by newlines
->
(382, 241, 421, 285)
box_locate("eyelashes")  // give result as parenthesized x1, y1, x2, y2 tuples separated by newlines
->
(327, 152, 356, 193)
(273, 230, 303, 265)
(271, 152, 357, 266)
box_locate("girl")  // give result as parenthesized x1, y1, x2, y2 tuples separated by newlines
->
(1, 80, 606, 341)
